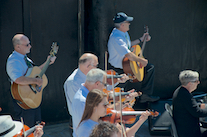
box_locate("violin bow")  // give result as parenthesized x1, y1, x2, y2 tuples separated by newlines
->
(104, 51, 116, 110)
(105, 51, 108, 72)
(20, 117, 26, 137)
(119, 88, 127, 137)
(105, 51, 126, 136)
(111, 70, 116, 110)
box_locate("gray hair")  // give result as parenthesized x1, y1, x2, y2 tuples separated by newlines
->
(86, 68, 106, 84)
(79, 56, 93, 65)
(114, 22, 122, 28)
(179, 70, 199, 86)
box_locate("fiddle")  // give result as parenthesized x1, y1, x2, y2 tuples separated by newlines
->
(13, 121, 45, 137)
(103, 87, 142, 107)
(101, 108, 159, 125)
(106, 70, 123, 85)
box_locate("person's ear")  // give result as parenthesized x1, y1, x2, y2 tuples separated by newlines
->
(93, 106, 97, 113)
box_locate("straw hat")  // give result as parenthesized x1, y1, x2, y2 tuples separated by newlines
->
(0, 115, 23, 137)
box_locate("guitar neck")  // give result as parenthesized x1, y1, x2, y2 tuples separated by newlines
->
(39, 56, 52, 78)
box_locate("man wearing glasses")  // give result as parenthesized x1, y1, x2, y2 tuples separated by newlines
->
(173, 70, 207, 137)
(64, 53, 129, 117)
(107, 12, 159, 103)
(6, 34, 56, 127)
(71, 68, 138, 137)
(64, 53, 99, 117)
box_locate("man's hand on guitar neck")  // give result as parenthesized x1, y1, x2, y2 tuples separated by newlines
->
(39, 56, 57, 70)
(48, 56, 56, 65)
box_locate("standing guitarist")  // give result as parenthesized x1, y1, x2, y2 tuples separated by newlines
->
(107, 12, 159, 103)
(6, 34, 56, 127)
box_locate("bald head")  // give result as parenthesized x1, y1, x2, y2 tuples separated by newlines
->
(12, 34, 31, 55)
(78, 53, 98, 75)
(12, 34, 28, 48)
(79, 53, 98, 66)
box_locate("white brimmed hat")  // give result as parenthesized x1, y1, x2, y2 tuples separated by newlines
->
(0, 115, 23, 137)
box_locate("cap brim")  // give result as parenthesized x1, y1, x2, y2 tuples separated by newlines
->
(3, 121, 23, 137)
(126, 16, 133, 22)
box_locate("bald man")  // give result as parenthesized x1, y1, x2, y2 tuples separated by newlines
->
(6, 34, 56, 127)
(64, 53, 129, 116)
(64, 53, 99, 116)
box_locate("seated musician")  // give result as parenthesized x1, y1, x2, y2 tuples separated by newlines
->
(6, 34, 56, 127)
(71, 68, 138, 137)
(0, 115, 43, 137)
(76, 89, 151, 137)
(173, 70, 207, 137)
(64, 53, 128, 116)
(107, 12, 159, 103)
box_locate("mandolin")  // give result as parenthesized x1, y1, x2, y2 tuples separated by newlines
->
(122, 26, 149, 82)
(11, 42, 59, 109)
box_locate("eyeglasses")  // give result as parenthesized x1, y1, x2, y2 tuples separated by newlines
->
(103, 102, 109, 107)
(22, 43, 30, 47)
(191, 80, 200, 83)
(87, 64, 98, 68)
(99, 81, 108, 87)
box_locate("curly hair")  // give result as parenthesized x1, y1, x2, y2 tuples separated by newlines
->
(89, 121, 119, 137)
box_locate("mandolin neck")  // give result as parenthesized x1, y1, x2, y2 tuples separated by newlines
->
(140, 26, 149, 57)
(140, 37, 147, 56)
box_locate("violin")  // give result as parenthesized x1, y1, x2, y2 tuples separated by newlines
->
(103, 87, 142, 107)
(106, 70, 123, 85)
(101, 108, 159, 124)
(13, 122, 45, 137)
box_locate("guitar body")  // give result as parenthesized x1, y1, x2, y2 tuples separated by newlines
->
(122, 45, 144, 82)
(11, 66, 48, 109)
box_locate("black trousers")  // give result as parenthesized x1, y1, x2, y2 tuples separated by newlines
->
(109, 63, 155, 95)
(12, 99, 41, 127)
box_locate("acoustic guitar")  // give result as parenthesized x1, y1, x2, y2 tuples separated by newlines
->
(11, 42, 59, 109)
(122, 26, 149, 82)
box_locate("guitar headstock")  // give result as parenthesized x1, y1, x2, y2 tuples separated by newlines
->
(144, 25, 149, 33)
(50, 42, 59, 57)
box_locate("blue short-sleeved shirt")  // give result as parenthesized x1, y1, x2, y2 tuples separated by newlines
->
(76, 119, 98, 137)
(6, 51, 31, 82)
(108, 28, 131, 69)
